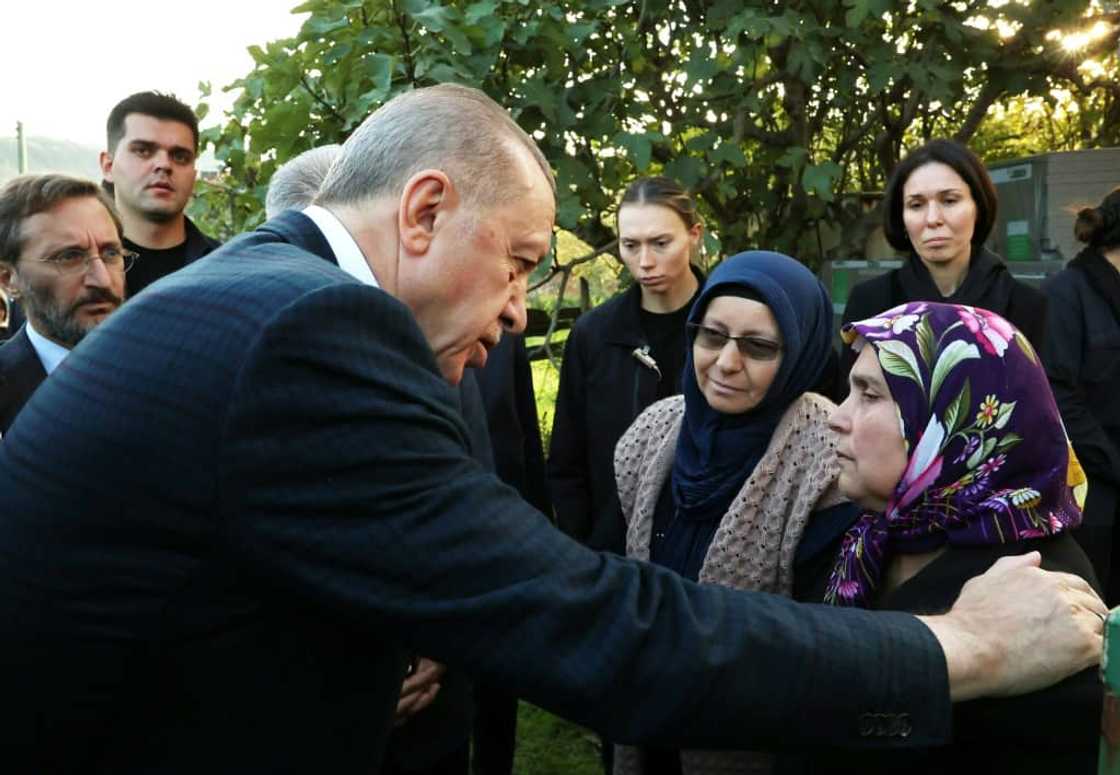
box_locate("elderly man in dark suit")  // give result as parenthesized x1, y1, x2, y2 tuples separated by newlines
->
(0, 174, 130, 434)
(0, 84, 1104, 774)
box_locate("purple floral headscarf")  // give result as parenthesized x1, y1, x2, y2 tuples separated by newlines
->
(825, 301, 1087, 607)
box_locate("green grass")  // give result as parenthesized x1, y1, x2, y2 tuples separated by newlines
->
(513, 703, 601, 775)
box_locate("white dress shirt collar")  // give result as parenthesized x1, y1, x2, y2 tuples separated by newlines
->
(301, 205, 380, 288)
(24, 320, 70, 375)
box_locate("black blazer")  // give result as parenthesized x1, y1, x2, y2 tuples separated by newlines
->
(0, 327, 46, 435)
(791, 532, 1101, 775)
(0, 211, 952, 773)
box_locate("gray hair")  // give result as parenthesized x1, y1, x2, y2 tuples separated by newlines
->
(265, 145, 341, 219)
(316, 84, 555, 209)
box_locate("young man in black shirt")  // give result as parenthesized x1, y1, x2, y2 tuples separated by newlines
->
(99, 91, 219, 297)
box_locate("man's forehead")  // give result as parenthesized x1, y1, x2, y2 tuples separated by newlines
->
(22, 197, 118, 248)
(120, 114, 194, 145)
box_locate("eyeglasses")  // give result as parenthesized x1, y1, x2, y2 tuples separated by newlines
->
(32, 246, 138, 276)
(687, 323, 783, 361)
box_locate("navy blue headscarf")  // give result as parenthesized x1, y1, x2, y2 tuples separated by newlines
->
(670, 251, 834, 523)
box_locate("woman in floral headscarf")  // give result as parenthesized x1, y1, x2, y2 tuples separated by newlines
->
(794, 301, 1101, 774)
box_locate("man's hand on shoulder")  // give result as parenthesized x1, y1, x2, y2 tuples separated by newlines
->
(918, 551, 1106, 702)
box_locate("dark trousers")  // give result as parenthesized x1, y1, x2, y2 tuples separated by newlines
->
(471, 683, 518, 775)
(382, 742, 469, 775)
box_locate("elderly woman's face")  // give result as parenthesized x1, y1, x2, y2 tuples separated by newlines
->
(692, 294, 782, 415)
(829, 346, 909, 511)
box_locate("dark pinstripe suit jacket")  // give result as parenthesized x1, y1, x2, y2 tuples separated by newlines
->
(0, 211, 951, 773)
(0, 327, 46, 435)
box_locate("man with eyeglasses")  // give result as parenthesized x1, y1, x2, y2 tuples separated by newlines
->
(0, 174, 131, 435)
(99, 91, 219, 297)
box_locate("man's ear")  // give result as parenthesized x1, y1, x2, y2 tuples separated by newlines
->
(398, 169, 458, 256)
(98, 151, 115, 183)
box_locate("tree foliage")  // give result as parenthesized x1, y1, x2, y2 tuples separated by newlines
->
(193, 0, 1120, 272)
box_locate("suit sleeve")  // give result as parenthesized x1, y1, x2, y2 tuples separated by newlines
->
(218, 283, 952, 751)
(1043, 275, 1120, 487)
(547, 321, 594, 541)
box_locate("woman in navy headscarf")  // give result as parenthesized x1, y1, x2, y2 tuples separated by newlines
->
(612, 251, 856, 775)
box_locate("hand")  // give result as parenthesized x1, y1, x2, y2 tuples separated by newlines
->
(918, 551, 1106, 702)
(393, 658, 446, 727)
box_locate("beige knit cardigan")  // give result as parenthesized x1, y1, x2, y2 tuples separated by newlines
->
(612, 392, 845, 775)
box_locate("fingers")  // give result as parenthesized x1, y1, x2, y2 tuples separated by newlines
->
(1048, 569, 1105, 600)
(986, 551, 1041, 574)
(399, 658, 444, 698)
(394, 682, 442, 726)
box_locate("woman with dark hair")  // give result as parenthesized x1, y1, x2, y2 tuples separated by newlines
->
(613, 251, 854, 775)
(549, 176, 706, 557)
(839, 139, 1045, 390)
(1043, 187, 1120, 602)
(793, 301, 1101, 774)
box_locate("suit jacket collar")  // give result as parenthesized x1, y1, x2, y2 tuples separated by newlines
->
(256, 210, 339, 269)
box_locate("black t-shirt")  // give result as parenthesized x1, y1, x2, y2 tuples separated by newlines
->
(639, 303, 693, 400)
(124, 238, 192, 298)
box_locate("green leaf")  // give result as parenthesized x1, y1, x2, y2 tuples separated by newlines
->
(993, 400, 1016, 430)
(663, 156, 704, 188)
(521, 78, 559, 122)
(685, 48, 721, 83)
(876, 340, 924, 389)
(464, 0, 498, 24)
(615, 132, 652, 172)
(414, 5, 472, 54)
(322, 42, 353, 66)
(776, 146, 807, 169)
(355, 55, 396, 110)
(995, 433, 1023, 452)
(801, 161, 842, 201)
(844, 0, 870, 27)
(943, 378, 971, 435)
(569, 22, 598, 44)
(930, 340, 980, 405)
(967, 436, 998, 470)
(302, 14, 349, 36)
(685, 131, 719, 152)
(556, 192, 583, 230)
(709, 141, 748, 168)
(915, 314, 935, 369)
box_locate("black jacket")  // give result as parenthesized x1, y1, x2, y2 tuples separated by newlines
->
(790, 532, 1101, 775)
(548, 270, 702, 553)
(475, 334, 550, 514)
(0, 327, 46, 435)
(838, 249, 1046, 395)
(1043, 256, 1120, 494)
